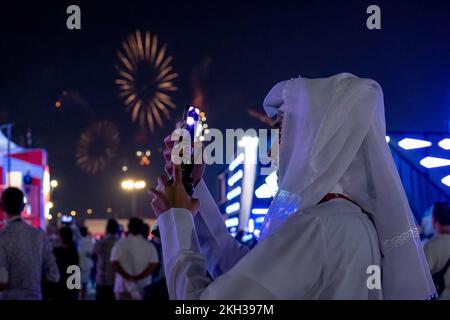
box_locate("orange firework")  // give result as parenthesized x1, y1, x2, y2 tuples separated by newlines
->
(115, 30, 178, 131)
(75, 120, 120, 175)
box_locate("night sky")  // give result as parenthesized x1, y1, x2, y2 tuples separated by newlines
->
(1, 0, 449, 220)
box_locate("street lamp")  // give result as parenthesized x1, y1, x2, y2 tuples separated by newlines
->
(50, 179, 58, 188)
(120, 179, 146, 217)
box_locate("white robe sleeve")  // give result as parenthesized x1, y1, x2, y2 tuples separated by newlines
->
(158, 208, 326, 300)
(192, 179, 249, 278)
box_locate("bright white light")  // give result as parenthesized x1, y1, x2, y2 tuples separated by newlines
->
(187, 117, 195, 126)
(255, 183, 272, 198)
(121, 179, 134, 190)
(50, 179, 59, 188)
(398, 138, 432, 150)
(442, 175, 450, 187)
(227, 169, 243, 186)
(385, 136, 390, 143)
(248, 218, 255, 233)
(420, 157, 450, 169)
(225, 202, 240, 214)
(255, 217, 265, 224)
(122, 166, 128, 172)
(226, 186, 242, 200)
(134, 180, 146, 189)
(251, 208, 269, 215)
(253, 229, 261, 237)
(265, 171, 279, 196)
(438, 138, 450, 150)
(241, 234, 253, 242)
(229, 153, 245, 171)
(225, 217, 239, 228)
(238, 136, 259, 148)
(47, 202, 54, 209)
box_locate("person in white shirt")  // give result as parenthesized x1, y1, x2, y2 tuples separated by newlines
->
(150, 73, 436, 300)
(424, 202, 450, 299)
(78, 226, 94, 300)
(110, 218, 159, 300)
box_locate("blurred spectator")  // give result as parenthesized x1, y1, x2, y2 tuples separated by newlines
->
(421, 205, 435, 244)
(424, 202, 450, 299)
(0, 187, 59, 300)
(144, 235, 169, 301)
(53, 226, 79, 300)
(111, 217, 159, 300)
(93, 219, 119, 301)
(79, 226, 93, 300)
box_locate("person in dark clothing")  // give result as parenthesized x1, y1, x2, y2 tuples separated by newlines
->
(53, 226, 79, 300)
(93, 219, 120, 301)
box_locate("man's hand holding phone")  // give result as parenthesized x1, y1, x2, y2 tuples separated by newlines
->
(149, 163, 200, 218)
(163, 128, 205, 187)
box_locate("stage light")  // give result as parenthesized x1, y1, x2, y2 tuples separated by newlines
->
(255, 183, 272, 198)
(398, 138, 432, 150)
(227, 169, 243, 186)
(47, 201, 54, 209)
(265, 171, 279, 196)
(136, 151, 143, 157)
(438, 138, 450, 150)
(225, 217, 239, 228)
(442, 175, 450, 187)
(254, 217, 265, 224)
(226, 186, 242, 200)
(420, 157, 450, 169)
(385, 136, 390, 143)
(252, 208, 268, 215)
(70, 210, 76, 216)
(46, 214, 53, 220)
(86, 208, 93, 214)
(241, 234, 254, 242)
(122, 166, 128, 172)
(229, 153, 244, 171)
(248, 218, 255, 233)
(57, 212, 62, 218)
(253, 229, 261, 237)
(106, 208, 113, 213)
(225, 202, 240, 214)
(145, 150, 151, 157)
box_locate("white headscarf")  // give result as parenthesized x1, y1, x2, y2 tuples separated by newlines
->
(260, 73, 436, 299)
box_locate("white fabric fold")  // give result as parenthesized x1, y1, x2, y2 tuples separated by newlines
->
(261, 73, 436, 299)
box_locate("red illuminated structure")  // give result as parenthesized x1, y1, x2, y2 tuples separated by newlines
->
(0, 130, 49, 231)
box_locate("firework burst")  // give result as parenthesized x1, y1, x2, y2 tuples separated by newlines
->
(115, 30, 178, 131)
(75, 120, 120, 175)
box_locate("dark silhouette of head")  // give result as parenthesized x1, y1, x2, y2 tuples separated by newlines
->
(433, 202, 450, 226)
(106, 219, 119, 235)
(60, 226, 74, 246)
(128, 217, 143, 235)
(141, 223, 150, 239)
(1, 187, 25, 217)
(79, 226, 88, 237)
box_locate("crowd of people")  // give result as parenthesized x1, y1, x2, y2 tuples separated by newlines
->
(0, 187, 168, 300)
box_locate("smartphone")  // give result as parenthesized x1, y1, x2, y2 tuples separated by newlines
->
(151, 104, 203, 238)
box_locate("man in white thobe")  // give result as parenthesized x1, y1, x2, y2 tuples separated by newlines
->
(150, 73, 436, 300)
